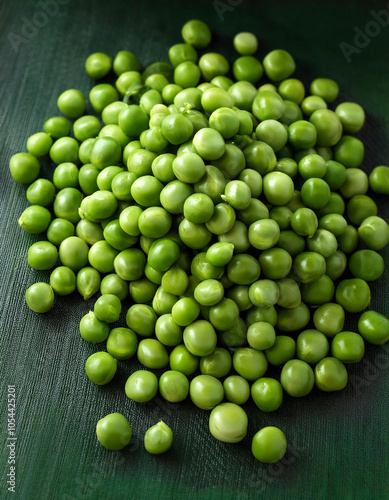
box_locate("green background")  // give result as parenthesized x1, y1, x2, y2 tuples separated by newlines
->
(1, 0, 389, 499)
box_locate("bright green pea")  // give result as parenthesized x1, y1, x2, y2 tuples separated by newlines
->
(25, 282, 55, 313)
(18, 205, 51, 234)
(76, 267, 101, 300)
(247, 322, 276, 350)
(252, 426, 287, 464)
(85, 352, 116, 385)
(223, 376, 250, 405)
(137, 338, 169, 369)
(358, 311, 389, 344)
(277, 302, 311, 332)
(233, 348, 268, 381)
(325, 250, 347, 281)
(335, 102, 365, 133)
(249, 280, 279, 308)
(263, 49, 295, 81)
(251, 378, 283, 412)
(349, 250, 384, 282)
(331, 331, 365, 363)
(159, 370, 189, 402)
(276, 277, 301, 308)
(265, 335, 295, 366)
(144, 421, 173, 454)
(126, 304, 157, 338)
(9, 152, 40, 184)
(315, 357, 348, 391)
(369, 166, 389, 195)
(125, 370, 158, 403)
(252, 90, 284, 121)
(309, 109, 342, 147)
(27, 132, 53, 157)
(106, 327, 138, 360)
(335, 279, 371, 313)
(296, 329, 329, 364)
(200, 347, 232, 378)
(281, 359, 314, 397)
(190, 374, 224, 410)
(310, 78, 339, 103)
(28, 241, 58, 270)
(313, 303, 345, 338)
(44, 116, 72, 139)
(57, 88, 86, 119)
(209, 403, 248, 443)
(358, 216, 389, 251)
(198, 52, 229, 81)
(96, 413, 132, 451)
(183, 320, 217, 356)
(49, 266, 76, 296)
(79, 311, 109, 343)
(274, 158, 298, 179)
(249, 218, 280, 250)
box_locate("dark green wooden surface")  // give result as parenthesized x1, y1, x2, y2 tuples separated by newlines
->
(1, 1, 389, 499)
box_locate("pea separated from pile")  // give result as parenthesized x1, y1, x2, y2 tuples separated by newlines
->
(10, 18, 389, 462)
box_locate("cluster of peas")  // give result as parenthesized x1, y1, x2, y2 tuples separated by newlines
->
(9, 19, 389, 462)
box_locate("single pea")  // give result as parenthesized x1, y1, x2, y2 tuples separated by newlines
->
(85, 352, 116, 385)
(25, 282, 55, 313)
(265, 335, 296, 366)
(252, 91, 284, 121)
(263, 171, 294, 206)
(223, 376, 250, 405)
(290, 208, 318, 237)
(334, 136, 364, 168)
(58, 236, 88, 272)
(335, 279, 371, 313)
(125, 370, 158, 403)
(301, 95, 327, 116)
(183, 320, 217, 357)
(276, 302, 311, 332)
(219, 317, 249, 347)
(182, 19, 211, 48)
(18, 205, 51, 234)
(137, 338, 169, 369)
(44, 116, 71, 138)
(206, 203, 236, 236)
(88, 241, 118, 274)
(274, 158, 298, 179)
(310, 78, 339, 103)
(144, 421, 173, 455)
(369, 166, 389, 195)
(247, 322, 276, 350)
(252, 427, 287, 463)
(325, 250, 347, 282)
(76, 267, 101, 300)
(318, 213, 347, 236)
(85, 52, 112, 79)
(233, 348, 268, 381)
(301, 178, 331, 210)
(27, 241, 58, 271)
(251, 378, 283, 412)
(288, 120, 317, 149)
(198, 52, 229, 81)
(249, 280, 279, 309)
(233, 32, 258, 55)
(349, 250, 384, 282)
(106, 327, 138, 360)
(293, 251, 326, 283)
(358, 311, 389, 345)
(79, 311, 109, 343)
(337, 225, 359, 255)
(9, 152, 40, 184)
(49, 266, 76, 296)
(331, 331, 365, 363)
(126, 304, 157, 338)
(279, 78, 305, 104)
(309, 109, 342, 147)
(170, 344, 199, 376)
(190, 374, 224, 410)
(335, 102, 365, 133)
(306, 229, 337, 258)
(57, 88, 86, 119)
(159, 370, 189, 403)
(209, 403, 248, 443)
(315, 357, 348, 391)
(200, 347, 232, 378)
(276, 230, 305, 258)
(233, 55, 263, 83)
(263, 49, 295, 81)
(358, 216, 389, 251)
(94, 294, 121, 324)
(281, 359, 314, 397)
(248, 219, 280, 250)
(313, 303, 345, 338)
(26, 132, 53, 157)
(276, 277, 301, 308)
(113, 50, 141, 76)
(96, 413, 132, 451)
(296, 329, 329, 364)
(25, 179, 54, 207)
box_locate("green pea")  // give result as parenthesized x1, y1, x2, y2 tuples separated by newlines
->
(125, 370, 158, 403)
(25, 282, 55, 313)
(276, 230, 305, 257)
(315, 357, 348, 392)
(247, 322, 276, 350)
(144, 421, 173, 454)
(335, 102, 365, 133)
(369, 166, 389, 195)
(251, 378, 283, 412)
(293, 251, 326, 283)
(310, 78, 339, 103)
(335, 279, 371, 313)
(265, 335, 296, 366)
(88, 241, 118, 273)
(49, 266, 76, 296)
(358, 311, 389, 345)
(182, 19, 211, 49)
(85, 352, 116, 385)
(137, 338, 169, 369)
(57, 88, 86, 119)
(183, 320, 217, 356)
(209, 403, 248, 444)
(301, 95, 327, 116)
(126, 304, 157, 338)
(263, 49, 295, 81)
(252, 426, 287, 464)
(249, 219, 280, 250)
(223, 376, 250, 405)
(96, 413, 132, 451)
(200, 347, 232, 378)
(190, 374, 224, 411)
(59, 236, 88, 272)
(206, 203, 236, 235)
(170, 344, 199, 376)
(337, 225, 359, 254)
(277, 302, 311, 332)
(276, 277, 301, 308)
(159, 370, 189, 402)
(18, 205, 51, 234)
(79, 311, 109, 343)
(325, 250, 347, 281)
(309, 109, 342, 147)
(288, 120, 317, 149)
(199, 52, 229, 81)
(313, 303, 345, 338)
(44, 116, 71, 139)
(233, 348, 268, 381)
(334, 136, 364, 168)
(28, 241, 58, 270)
(281, 359, 314, 397)
(252, 91, 284, 121)
(358, 216, 389, 250)
(331, 331, 364, 363)
(349, 250, 384, 282)
(296, 329, 329, 364)
(76, 267, 101, 300)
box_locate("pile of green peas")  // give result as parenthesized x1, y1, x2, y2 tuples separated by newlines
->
(10, 18, 389, 462)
